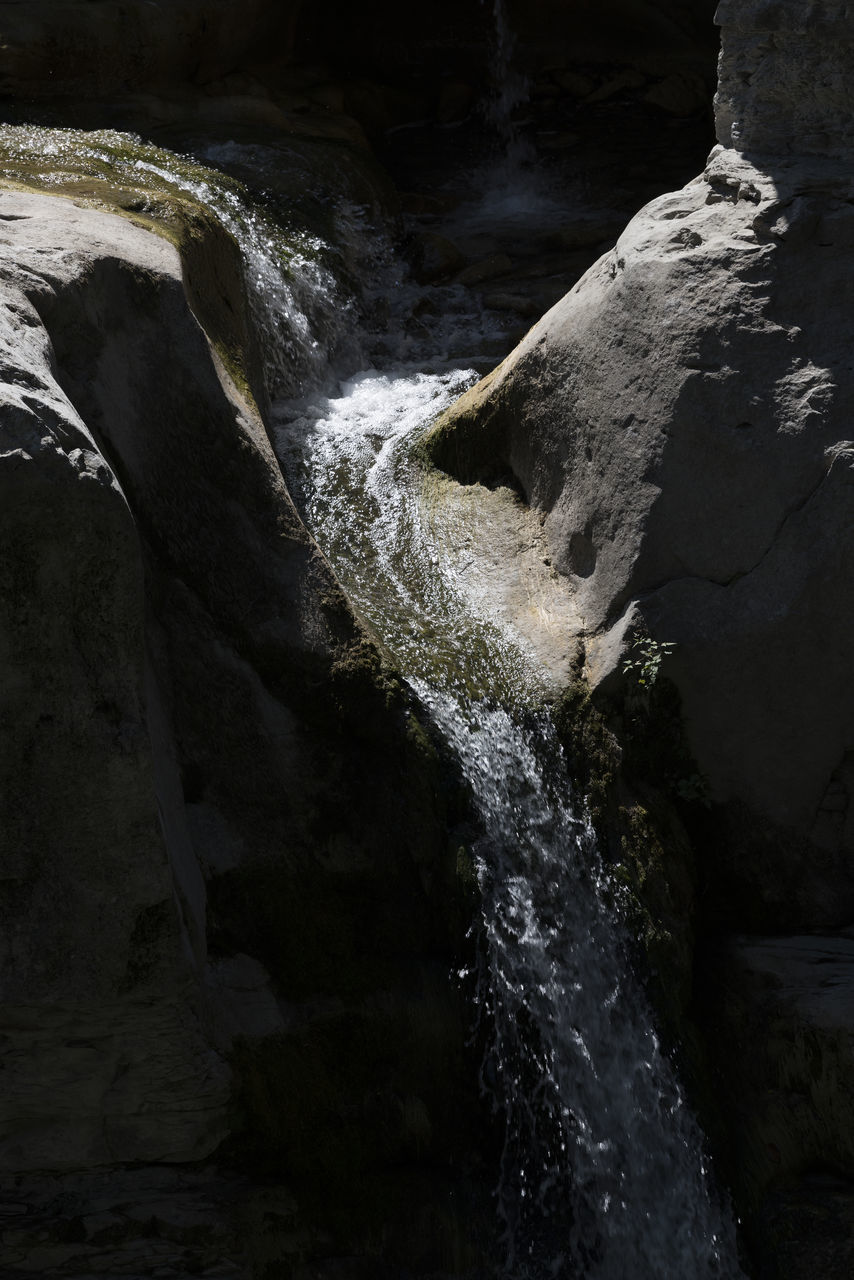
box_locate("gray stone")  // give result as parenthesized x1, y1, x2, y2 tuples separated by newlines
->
(428, 140, 854, 924)
(0, 182, 487, 1272)
(715, 0, 854, 158)
(0, 190, 233, 1169)
(704, 935, 854, 1203)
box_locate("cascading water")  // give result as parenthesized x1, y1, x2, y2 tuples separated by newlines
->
(460, 1, 563, 246)
(1, 115, 745, 1277)
(483, 0, 532, 167)
(273, 349, 745, 1280)
(0, 124, 363, 397)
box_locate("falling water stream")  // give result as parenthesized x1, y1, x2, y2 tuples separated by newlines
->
(0, 98, 744, 1276)
(272, 308, 744, 1280)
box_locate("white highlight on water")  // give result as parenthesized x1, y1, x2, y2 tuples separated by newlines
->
(0, 125, 358, 397)
(275, 363, 745, 1279)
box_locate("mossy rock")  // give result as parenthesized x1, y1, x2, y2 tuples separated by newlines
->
(551, 648, 703, 1041)
(0, 123, 343, 411)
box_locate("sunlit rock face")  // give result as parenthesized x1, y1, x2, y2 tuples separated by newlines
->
(427, 0, 854, 930)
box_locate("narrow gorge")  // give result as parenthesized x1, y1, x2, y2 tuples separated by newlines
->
(0, 2, 851, 1278)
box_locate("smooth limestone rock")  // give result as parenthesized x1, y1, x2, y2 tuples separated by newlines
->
(427, 62, 854, 935)
(429, 142, 854, 922)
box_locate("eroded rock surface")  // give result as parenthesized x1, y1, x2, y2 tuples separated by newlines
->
(427, 63, 854, 930)
(714, 0, 854, 157)
(0, 191, 232, 1170)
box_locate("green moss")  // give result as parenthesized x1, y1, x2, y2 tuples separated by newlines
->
(552, 645, 702, 1041)
(0, 123, 338, 414)
(551, 648, 620, 824)
(614, 797, 696, 1029)
(415, 365, 510, 486)
(549, 644, 750, 1213)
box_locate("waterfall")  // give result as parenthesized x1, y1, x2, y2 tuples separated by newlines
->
(423, 695, 741, 1279)
(0, 124, 363, 398)
(483, 0, 531, 159)
(3, 122, 745, 1277)
(274, 360, 745, 1280)
(172, 121, 745, 1280)
(470, 1, 558, 230)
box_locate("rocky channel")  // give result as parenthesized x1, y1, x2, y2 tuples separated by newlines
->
(0, 1, 852, 1278)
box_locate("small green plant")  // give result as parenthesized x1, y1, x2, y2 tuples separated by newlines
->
(622, 636, 676, 689)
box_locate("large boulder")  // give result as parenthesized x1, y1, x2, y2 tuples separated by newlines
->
(0, 190, 232, 1170)
(426, 1, 854, 931)
(0, 186, 486, 1272)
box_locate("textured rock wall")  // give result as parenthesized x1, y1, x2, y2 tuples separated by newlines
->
(0, 0, 300, 99)
(297, 0, 718, 83)
(715, 0, 854, 156)
(0, 192, 232, 1169)
(427, 1, 854, 930)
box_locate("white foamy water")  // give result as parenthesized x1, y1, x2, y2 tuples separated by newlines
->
(420, 692, 742, 1279)
(0, 124, 359, 397)
(275, 364, 542, 700)
(274, 356, 745, 1279)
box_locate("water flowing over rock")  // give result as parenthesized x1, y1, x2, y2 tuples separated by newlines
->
(0, 183, 488, 1274)
(2, 0, 853, 1276)
(425, 0, 854, 1266)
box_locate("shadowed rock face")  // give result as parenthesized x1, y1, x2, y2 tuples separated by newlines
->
(297, 0, 718, 77)
(0, 0, 301, 100)
(0, 188, 487, 1272)
(714, 0, 854, 157)
(0, 0, 717, 107)
(0, 193, 231, 1170)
